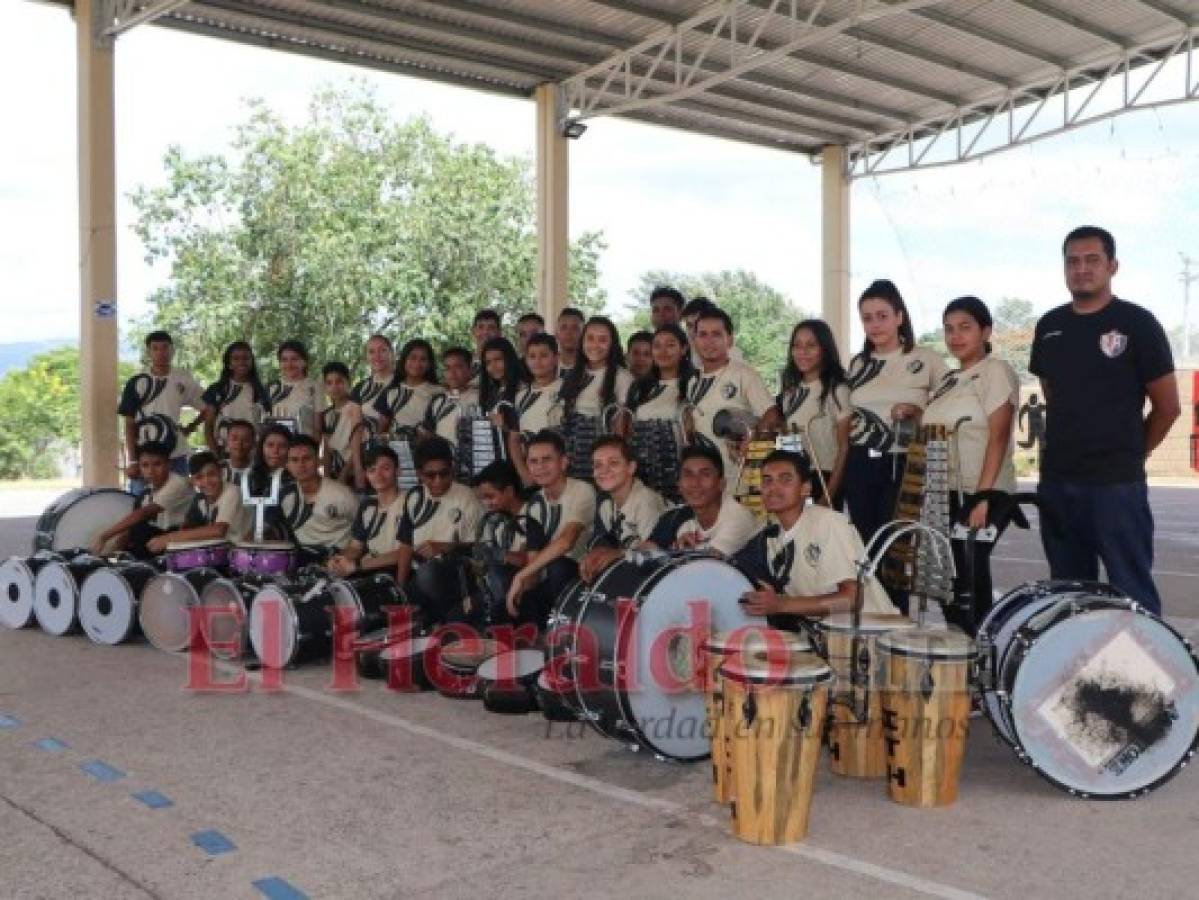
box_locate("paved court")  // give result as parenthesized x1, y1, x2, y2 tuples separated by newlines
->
(1, 484, 1196, 899)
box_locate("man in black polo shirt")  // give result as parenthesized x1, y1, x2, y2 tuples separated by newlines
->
(1029, 226, 1180, 615)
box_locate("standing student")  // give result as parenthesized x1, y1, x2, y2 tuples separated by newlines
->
(470, 309, 503, 384)
(350, 334, 397, 436)
(278, 435, 358, 563)
(91, 442, 194, 558)
(267, 340, 320, 442)
(649, 286, 685, 330)
(373, 339, 444, 436)
(201, 341, 267, 454)
(777, 320, 852, 509)
(118, 331, 205, 493)
(554, 307, 585, 375)
(328, 445, 408, 577)
(627, 323, 695, 501)
(923, 296, 1020, 633)
(319, 362, 360, 484)
(579, 437, 666, 582)
(479, 337, 523, 423)
(1030, 226, 1179, 616)
(515, 312, 545, 357)
(149, 450, 251, 552)
(515, 333, 564, 440)
(844, 279, 948, 609)
(424, 347, 478, 449)
(625, 331, 654, 380)
(560, 316, 634, 478)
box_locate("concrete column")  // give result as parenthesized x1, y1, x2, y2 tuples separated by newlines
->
(821, 144, 851, 361)
(77, 0, 121, 487)
(535, 83, 569, 324)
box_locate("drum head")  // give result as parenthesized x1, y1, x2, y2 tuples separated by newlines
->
(878, 627, 975, 660)
(167, 539, 228, 551)
(1008, 605, 1199, 798)
(0, 558, 37, 630)
(33, 562, 80, 636)
(140, 573, 204, 652)
(623, 558, 761, 760)
(722, 652, 832, 686)
(200, 578, 253, 659)
(35, 488, 135, 553)
(248, 584, 298, 667)
(477, 648, 544, 683)
(820, 612, 915, 634)
(79, 568, 141, 645)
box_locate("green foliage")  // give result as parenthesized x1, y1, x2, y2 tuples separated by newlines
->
(918, 296, 1036, 381)
(0, 348, 135, 480)
(623, 269, 810, 390)
(130, 83, 606, 381)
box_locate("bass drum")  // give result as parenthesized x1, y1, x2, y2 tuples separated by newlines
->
(139, 569, 223, 652)
(199, 575, 269, 660)
(249, 578, 338, 668)
(545, 556, 763, 761)
(0, 552, 63, 630)
(34, 556, 108, 636)
(981, 582, 1199, 799)
(33, 488, 136, 552)
(79, 562, 157, 645)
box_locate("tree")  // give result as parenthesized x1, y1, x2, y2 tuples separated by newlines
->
(131, 83, 606, 382)
(624, 270, 810, 389)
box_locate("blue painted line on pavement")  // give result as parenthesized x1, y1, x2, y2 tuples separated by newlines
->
(132, 790, 174, 810)
(80, 760, 127, 783)
(0, 714, 21, 729)
(253, 877, 309, 900)
(34, 738, 69, 752)
(192, 830, 237, 856)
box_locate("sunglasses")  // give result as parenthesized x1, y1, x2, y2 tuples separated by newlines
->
(421, 467, 453, 480)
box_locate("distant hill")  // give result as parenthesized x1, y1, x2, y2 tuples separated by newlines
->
(0, 340, 76, 377)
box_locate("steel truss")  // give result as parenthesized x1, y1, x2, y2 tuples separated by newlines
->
(93, 0, 191, 41)
(848, 29, 1199, 179)
(561, 0, 953, 124)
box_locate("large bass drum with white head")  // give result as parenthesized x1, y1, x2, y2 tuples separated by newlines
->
(979, 580, 1198, 799)
(33, 488, 136, 552)
(545, 555, 763, 761)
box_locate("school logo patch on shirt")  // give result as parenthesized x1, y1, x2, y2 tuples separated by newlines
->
(906, 359, 925, 374)
(1099, 329, 1128, 358)
(804, 542, 821, 566)
(721, 383, 737, 400)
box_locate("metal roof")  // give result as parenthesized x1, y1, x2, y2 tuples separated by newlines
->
(53, 1, 1199, 175)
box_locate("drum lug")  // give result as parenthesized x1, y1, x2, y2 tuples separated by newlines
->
(742, 693, 757, 727)
(796, 694, 812, 731)
(920, 666, 935, 703)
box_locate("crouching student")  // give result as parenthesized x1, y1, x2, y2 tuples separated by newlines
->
(395, 437, 484, 626)
(732, 450, 897, 629)
(506, 431, 596, 626)
(327, 445, 408, 577)
(146, 451, 251, 554)
(90, 442, 194, 559)
(579, 436, 666, 582)
(642, 445, 759, 557)
(279, 435, 358, 565)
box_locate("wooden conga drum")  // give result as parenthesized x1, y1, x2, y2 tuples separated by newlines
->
(704, 628, 812, 804)
(723, 652, 831, 845)
(819, 612, 914, 778)
(878, 627, 975, 808)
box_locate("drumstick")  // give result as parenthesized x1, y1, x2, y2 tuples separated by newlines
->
(797, 417, 832, 504)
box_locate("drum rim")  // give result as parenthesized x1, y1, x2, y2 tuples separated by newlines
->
(34, 560, 86, 632)
(877, 628, 976, 660)
(140, 570, 215, 652)
(819, 612, 917, 634)
(79, 568, 139, 643)
(721, 653, 832, 686)
(703, 627, 812, 655)
(476, 648, 545, 683)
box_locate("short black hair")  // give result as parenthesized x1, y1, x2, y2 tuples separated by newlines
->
(288, 434, 320, 455)
(761, 449, 811, 482)
(144, 330, 173, 347)
(276, 339, 309, 361)
(592, 435, 635, 463)
(681, 297, 716, 318)
(473, 460, 522, 493)
(363, 444, 399, 469)
(366, 333, 393, 351)
(649, 286, 685, 309)
(526, 332, 559, 355)
(225, 419, 256, 440)
(442, 346, 473, 367)
(680, 444, 723, 478)
(413, 435, 454, 470)
(626, 330, 653, 349)
(136, 441, 172, 462)
(526, 429, 567, 456)
(695, 306, 734, 335)
(1063, 225, 1116, 260)
(517, 312, 546, 327)
(943, 295, 994, 354)
(557, 307, 585, 323)
(322, 361, 350, 380)
(473, 308, 502, 327)
(187, 450, 221, 476)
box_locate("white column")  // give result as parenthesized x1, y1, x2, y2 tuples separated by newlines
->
(535, 83, 569, 324)
(78, 0, 121, 487)
(821, 144, 851, 361)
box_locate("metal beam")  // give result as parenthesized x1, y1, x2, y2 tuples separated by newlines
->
(910, 7, 1070, 70)
(1127, 0, 1196, 27)
(103, 0, 192, 37)
(1006, 0, 1132, 50)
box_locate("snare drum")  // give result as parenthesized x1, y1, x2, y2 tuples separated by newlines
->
(631, 418, 683, 502)
(199, 575, 269, 660)
(79, 561, 156, 645)
(478, 648, 545, 715)
(327, 573, 406, 636)
(435, 638, 507, 699)
(377, 635, 440, 691)
(0, 552, 63, 630)
(723, 653, 832, 845)
(820, 613, 916, 778)
(980, 583, 1198, 799)
(140, 569, 223, 652)
(164, 540, 230, 573)
(878, 627, 976, 808)
(33, 488, 135, 552)
(231, 541, 296, 578)
(249, 578, 339, 668)
(34, 556, 107, 636)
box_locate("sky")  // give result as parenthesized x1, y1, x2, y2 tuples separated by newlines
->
(3, 2, 1198, 357)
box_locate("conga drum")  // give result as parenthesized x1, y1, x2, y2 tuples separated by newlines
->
(819, 612, 915, 778)
(704, 627, 812, 804)
(723, 653, 832, 845)
(878, 627, 975, 808)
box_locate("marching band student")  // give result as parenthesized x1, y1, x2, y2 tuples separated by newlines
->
(642, 445, 759, 556)
(649, 286, 685, 330)
(579, 437, 666, 582)
(515, 333, 563, 438)
(246, 423, 292, 495)
(279, 435, 358, 563)
(424, 348, 478, 449)
(328, 445, 408, 577)
(267, 340, 320, 442)
(118, 331, 205, 493)
(319, 362, 361, 485)
(91, 442, 194, 558)
(479, 336, 522, 424)
(625, 331, 654, 380)
(682, 297, 744, 367)
(923, 296, 1020, 633)
(147, 450, 251, 553)
(506, 431, 597, 623)
(560, 317, 634, 471)
(778, 320, 852, 509)
(201, 341, 267, 454)
(515, 312, 545, 357)
(469, 309, 503, 384)
(221, 419, 256, 487)
(395, 437, 484, 624)
(685, 307, 779, 494)
(374, 338, 444, 437)
(844, 279, 948, 611)
(628, 323, 696, 502)
(350, 334, 396, 432)
(734, 450, 898, 622)
(554, 307, 585, 375)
